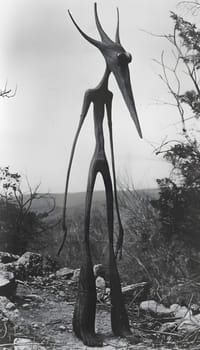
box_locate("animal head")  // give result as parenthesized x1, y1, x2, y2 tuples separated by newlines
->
(68, 3, 142, 138)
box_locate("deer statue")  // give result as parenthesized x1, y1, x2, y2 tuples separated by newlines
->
(58, 3, 142, 347)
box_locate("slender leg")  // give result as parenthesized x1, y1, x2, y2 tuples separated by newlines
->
(73, 158, 102, 347)
(102, 160, 131, 336)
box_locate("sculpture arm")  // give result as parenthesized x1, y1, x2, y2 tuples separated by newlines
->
(57, 90, 92, 255)
(106, 92, 124, 259)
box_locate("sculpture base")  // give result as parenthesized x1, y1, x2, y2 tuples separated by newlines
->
(73, 262, 103, 347)
(109, 250, 131, 336)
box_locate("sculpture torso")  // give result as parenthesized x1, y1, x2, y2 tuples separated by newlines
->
(90, 69, 112, 159)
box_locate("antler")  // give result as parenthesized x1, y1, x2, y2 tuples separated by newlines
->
(115, 8, 121, 44)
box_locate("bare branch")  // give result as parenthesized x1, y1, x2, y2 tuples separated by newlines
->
(0, 83, 17, 98)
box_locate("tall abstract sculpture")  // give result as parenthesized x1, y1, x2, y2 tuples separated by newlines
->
(59, 3, 142, 347)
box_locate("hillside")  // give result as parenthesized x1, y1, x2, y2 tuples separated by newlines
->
(29, 188, 159, 213)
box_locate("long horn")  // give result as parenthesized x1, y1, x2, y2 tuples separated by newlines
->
(68, 10, 102, 50)
(94, 3, 113, 44)
(115, 8, 121, 44)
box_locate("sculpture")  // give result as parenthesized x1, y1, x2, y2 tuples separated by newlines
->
(58, 3, 142, 347)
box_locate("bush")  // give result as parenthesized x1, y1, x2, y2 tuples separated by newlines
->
(0, 166, 55, 254)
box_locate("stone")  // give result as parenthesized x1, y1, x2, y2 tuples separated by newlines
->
(14, 338, 46, 350)
(122, 282, 149, 303)
(0, 296, 20, 323)
(170, 304, 192, 319)
(178, 315, 200, 332)
(32, 323, 39, 329)
(55, 267, 74, 279)
(24, 294, 43, 302)
(160, 321, 178, 333)
(93, 264, 105, 278)
(191, 303, 200, 315)
(140, 300, 172, 315)
(71, 268, 80, 282)
(96, 276, 106, 290)
(5, 302, 15, 311)
(15, 252, 43, 280)
(0, 252, 19, 264)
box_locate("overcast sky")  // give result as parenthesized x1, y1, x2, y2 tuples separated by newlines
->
(0, 0, 197, 193)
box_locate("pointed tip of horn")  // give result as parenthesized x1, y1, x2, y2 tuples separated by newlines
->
(115, 7, 120, 44)
(94, 2, 113, 44)
(68, 8, 102, 49)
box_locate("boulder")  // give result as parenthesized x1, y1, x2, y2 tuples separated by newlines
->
(55, 267, 74, 279)
(0, 252, 19, 264)
(15, 252, 43, 280)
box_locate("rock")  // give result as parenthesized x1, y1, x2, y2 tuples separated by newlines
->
(96, 277, 106, 302)
(178, 315, 200, 332)
(71, 268, 80, 282)
(32, 323, 39, 329)
(0, 252, 19, 264)
(191, 303, 200, 315)
(122, 282, 149, 297)
(55, 267, 74, 279)
(15, 252, 43, 280)
(160, 321, 178, 333)
(96, 276, 106, 290)
(140, 300, 172, 316)
(14, 338, 46, 350)
(24, 294, 43, 302)
(105, 287, 110, 295)
(59, 325, 66, 331)
(58, 291, 65, 297)
(0, 262, 16, 275)
(170, 304, 192, 319)
(5, 302, 16, 311)
(93, 264, 105, 278)
(0, 271, 16, 298)
(0, 296, 20, 323)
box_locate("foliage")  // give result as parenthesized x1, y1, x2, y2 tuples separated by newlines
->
(0, 166, 55, 254)
(153, 7, 200, 249)
(152, 139, 200, 246)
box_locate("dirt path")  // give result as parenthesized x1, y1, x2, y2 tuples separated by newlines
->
(14, 278, 180, 349)
(15, 279, 133, 349)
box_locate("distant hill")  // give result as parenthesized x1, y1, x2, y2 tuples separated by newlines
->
(28, 188, 159, 214)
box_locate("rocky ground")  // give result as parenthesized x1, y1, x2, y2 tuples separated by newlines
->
(1, 252, 200, 349)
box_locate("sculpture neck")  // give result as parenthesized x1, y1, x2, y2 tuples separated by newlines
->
(96, 66, 110, 91)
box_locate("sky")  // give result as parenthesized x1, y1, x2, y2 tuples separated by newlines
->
(0, 0, 198, 193)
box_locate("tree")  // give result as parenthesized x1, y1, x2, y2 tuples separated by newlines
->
(0, 166, 55, 254)
(152, 4, 200, 248)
